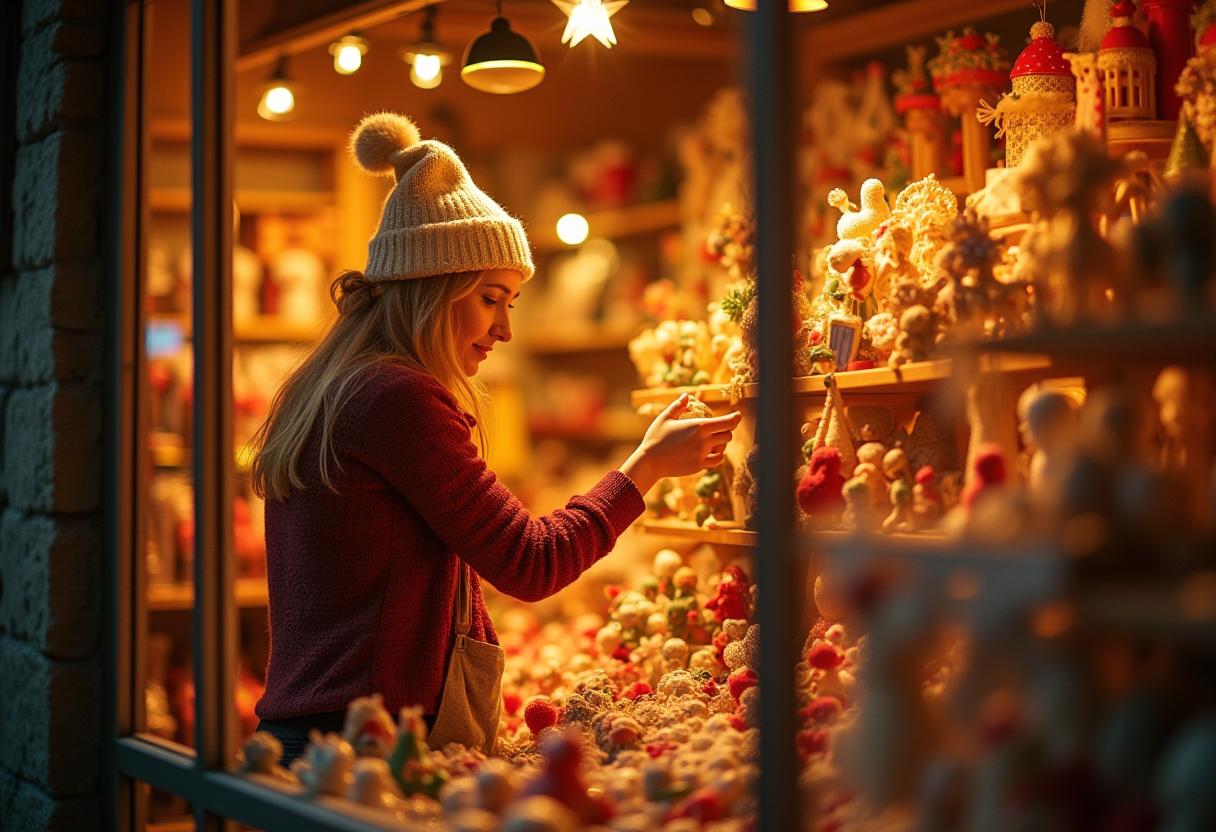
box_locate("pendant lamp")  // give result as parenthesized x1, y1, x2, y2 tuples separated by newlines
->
(461, 3, 544, 94)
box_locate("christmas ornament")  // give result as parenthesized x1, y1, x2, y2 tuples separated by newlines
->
(1165, 114, 1211, 178)
(1141, 0, 1196, 120)
(929, 28, 1010, 192)
(552, 0, 628, 49)
(894, 45, 947, 179)
(1099, 1, 1158, 120)
(977, 15, 1076, 167)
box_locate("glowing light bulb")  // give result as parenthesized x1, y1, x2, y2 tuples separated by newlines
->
(335, 44, 363, 74)
(410, 52, 443, 89)
(258, 85, 295, 119)
(329, 34, 369, 75)
(556, 213, 590, 246)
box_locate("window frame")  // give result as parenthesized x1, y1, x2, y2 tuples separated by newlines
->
(104, 1, 801, 829)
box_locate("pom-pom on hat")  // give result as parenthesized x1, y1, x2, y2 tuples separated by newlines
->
(349, 112, 535, 283)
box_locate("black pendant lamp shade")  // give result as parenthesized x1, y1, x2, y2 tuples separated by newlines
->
(461, 15, 545, 94)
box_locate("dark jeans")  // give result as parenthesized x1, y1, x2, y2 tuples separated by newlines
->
(256, 709, 438, 768)
(256, 709, 348, 768)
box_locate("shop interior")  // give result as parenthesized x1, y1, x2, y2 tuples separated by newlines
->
(134, 0, 1216, 828)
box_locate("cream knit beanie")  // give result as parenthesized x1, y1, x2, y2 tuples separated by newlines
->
(350, 112, 535, 283)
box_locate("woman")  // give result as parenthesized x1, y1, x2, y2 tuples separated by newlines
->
(251, 113, 741, 762)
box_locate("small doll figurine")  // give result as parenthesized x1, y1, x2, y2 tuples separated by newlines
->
(912, 465, 943, 528)
(706, 565, 752, 623)
(797, 446, 848, 529)
(343, 693, 398, 758)
(882, 480, 916, 534)
(294, 731, 356, 796)
(347, 758, 405, 813)
(842, 476, 879, 532)
(387, 707, 449, 799)
(238, 732, 294, 782)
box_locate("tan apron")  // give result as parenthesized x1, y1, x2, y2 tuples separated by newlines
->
(426, 564, 504, 754)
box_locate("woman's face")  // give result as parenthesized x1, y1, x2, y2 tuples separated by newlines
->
(452, 268, 522, 376)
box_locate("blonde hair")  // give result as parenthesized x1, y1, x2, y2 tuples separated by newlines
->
(251, 270, 487, 501)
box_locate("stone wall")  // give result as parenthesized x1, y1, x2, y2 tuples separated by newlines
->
(0, 0, 111, 829)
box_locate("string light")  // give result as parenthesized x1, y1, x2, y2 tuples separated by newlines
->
(556, 213, 590, 246)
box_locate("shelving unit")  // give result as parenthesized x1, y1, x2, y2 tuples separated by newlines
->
(630, 353, 1057, 409)
(148, 186, 335, 214)
(528, 410, 643, 444)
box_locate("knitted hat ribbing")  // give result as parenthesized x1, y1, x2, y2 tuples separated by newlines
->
(350, 112, 535, 283)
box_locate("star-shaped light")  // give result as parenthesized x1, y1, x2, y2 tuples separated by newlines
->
(552, 0, 628, 49)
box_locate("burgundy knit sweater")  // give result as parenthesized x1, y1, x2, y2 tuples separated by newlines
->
(256, 364, 645, 720)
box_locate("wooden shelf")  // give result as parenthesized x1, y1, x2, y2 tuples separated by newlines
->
(148, 577, 268, 611)
(640, 518, 758, 547)
(151, 440, 254, 472)
(973, 314, 1216, 365)
(149, 186, 334, 214)
(521, 323, 641, 355)
(149, 312, 325, 345)
(630, 353, 1055, 409)
(532, 200, 680, 252)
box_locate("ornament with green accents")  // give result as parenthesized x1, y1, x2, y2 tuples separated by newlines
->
(1165, 115, 1210, 179)
(387, 706, 449, 798)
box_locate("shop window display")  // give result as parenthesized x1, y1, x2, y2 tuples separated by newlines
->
(105, 0, 1216, 830)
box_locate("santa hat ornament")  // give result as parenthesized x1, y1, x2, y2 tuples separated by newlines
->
(1099, 1, 1157, 120)
(977, 15, 1076, 166)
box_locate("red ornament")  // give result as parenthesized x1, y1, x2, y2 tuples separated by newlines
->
(728, 667, 759, 701)
(808, 642, 845, 671)
(1141, 0, 1196, 119)
(799, 695, 844, 725)
(797, 447, 847, 517)
(705, 565, 751, 623)
(502, 690, 522, 717)
(619, 682, 652, 701)
(961, 443, 1007, 512)
(523, 697, 560, 734)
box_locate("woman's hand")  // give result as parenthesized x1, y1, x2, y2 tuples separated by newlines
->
(619, 393, 744, 495)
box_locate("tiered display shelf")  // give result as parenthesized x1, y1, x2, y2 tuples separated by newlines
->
(630, 353, 1056, 410)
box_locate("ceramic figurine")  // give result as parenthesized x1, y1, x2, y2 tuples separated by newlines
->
(797, 447, 848, 530)
(1019, 389, 1080, 508)
(238, 732, 294, 782)
(343, 693, 398, 758)
(882, 480, 916, 534)
(293, 730, 356, 796)
(387, 707, 449, 798)
(348, 758, 405, 813)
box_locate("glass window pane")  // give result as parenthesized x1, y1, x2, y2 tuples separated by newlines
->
(143, 0, 195, 749)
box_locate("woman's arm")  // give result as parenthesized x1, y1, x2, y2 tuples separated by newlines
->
(352, 369, 740, 601)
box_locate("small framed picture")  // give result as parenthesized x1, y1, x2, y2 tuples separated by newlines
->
(827, 314, 862, 370)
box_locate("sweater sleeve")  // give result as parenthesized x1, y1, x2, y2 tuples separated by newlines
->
(348, 368, 646, 602)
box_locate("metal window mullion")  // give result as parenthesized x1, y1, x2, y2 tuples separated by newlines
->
(191, 0, 237, 811)
(107, 0, 150, 829)
(745, 5, 801, 832)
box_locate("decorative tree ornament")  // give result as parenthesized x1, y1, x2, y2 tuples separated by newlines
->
(929, 28, 1010, 192)
(1099, 1, 1158, 120)
(894, 46, 948, 178)
(977, 15, 1076, 166)
(1164, 115, 1211, 178)
(552, 0, 628, 49)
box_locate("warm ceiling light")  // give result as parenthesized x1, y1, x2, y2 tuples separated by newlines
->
(552, 0, 628, 49)
(401, 6, 451, 90)
(462, 10, 545, 94)
(723, 0, 828, 10)
(329, 33, 368, 75)
(556, 213, 590, 246)
(256, 56, 297, 121)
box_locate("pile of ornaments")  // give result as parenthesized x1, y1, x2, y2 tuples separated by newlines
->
(236, 549, 875, 830)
